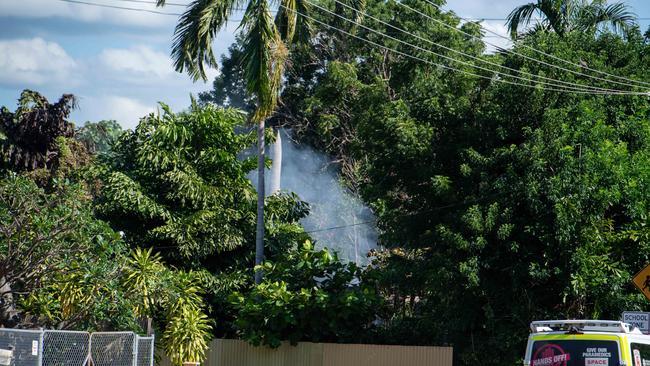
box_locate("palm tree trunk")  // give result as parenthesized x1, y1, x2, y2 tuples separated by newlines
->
(255, 118, 265, 285)
(270, 128, 282, 194)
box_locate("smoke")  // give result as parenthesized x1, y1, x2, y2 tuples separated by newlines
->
(250, 129, 378, 265)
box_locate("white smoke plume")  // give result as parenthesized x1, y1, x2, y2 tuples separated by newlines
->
(250, 129, 378, 265)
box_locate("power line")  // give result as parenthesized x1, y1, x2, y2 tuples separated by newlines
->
(322, 0, 639, 94)
(305, 221, 375, 234)
(305, 191, 513, 234)
(57, 0, 650, 93)
(56, 0, 267, 20)
(280, 4, 647, 96)
(416, 0, 650, 89)
(111, 0, 257, 12)
(111, 0, 186, 6)
(57, 0, 182, 15)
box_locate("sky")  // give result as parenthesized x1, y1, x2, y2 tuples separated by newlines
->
(0, 0, 648, 129)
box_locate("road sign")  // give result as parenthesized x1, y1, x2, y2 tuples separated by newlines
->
(622, 311, 650, 334)
(632, 264, 650, 302)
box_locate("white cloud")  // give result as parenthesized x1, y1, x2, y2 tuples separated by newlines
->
(480, 21, 513, 53)
(0, 38, 78, 86)
(76, 95, 157, 129)
(100, 46, 175, 79)
(0, 0, 190, 28)
(94, 44, 219, 88)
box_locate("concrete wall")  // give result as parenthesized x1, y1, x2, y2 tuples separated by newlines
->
(159, 339, 452, 366)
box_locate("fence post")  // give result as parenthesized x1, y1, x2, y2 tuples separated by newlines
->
(149, 336, 155, 366)
(133, 335, 139, 366)
(86, 333, 92, 366)
(37, 329, 44, 366)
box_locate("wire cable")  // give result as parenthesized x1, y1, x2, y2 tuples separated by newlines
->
(56, 0, 273, 20)
(304, 190, 513, 233)
(323, 0, 640, 94)
(304, 0, 646, 95)
(57, 0, 182, 15)
(111, 0, 262, 12)
(111, 0, 187, 6)
(281, 4, 648, 95)
(413, 0, 650, 89)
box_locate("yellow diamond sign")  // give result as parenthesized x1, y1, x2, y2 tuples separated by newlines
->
(633, 264, 650, 302)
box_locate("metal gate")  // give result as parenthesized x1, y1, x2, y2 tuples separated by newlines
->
(0, 330, 153, 366)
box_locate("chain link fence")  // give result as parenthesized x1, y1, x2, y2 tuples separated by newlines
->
(135, 337, 154, 366)
(42, 331, 90, 366)
(0, 330, 153, 366)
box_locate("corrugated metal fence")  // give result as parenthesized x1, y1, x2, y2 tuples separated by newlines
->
(159, 339, 452, 366)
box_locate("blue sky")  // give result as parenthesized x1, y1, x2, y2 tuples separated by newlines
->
(0, 0, 648, 129)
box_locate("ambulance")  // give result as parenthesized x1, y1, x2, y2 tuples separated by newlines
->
(524, 320, 650, 366)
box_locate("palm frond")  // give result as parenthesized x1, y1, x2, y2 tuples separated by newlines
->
(293, 0, 313, 44)
(506, 3, 540, 38)
(240, 0, 288, 121)
(275, 0, 297, 41)
(584, 2, 637, 35)
(171, 0, 243, 81)
(275, 0, 312, 43)
(347, 0, 366, 23)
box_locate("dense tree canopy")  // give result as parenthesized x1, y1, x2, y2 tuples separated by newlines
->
(203, 1, 650, 363)
(2, 0, 650, 365)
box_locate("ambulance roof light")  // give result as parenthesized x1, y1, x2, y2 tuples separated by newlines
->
(530, 320, 641, 334)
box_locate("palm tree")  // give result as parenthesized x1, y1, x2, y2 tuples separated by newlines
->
(506, 0, 636, 38)
(155, 0, 315, 284)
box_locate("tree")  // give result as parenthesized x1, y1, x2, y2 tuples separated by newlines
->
(0, 92, 214, 364)
(198, 38, 256, 112)
(124, 248, 212, 365)
(0, 175, 135, 329)
(350, 30, 650, 365)
(96, 102, 311, 337)
(158, 0, 371, 283)
(0, 90, 88, 176)
(76, 120, 123, 155)
(506, 0, 636, 38)
(206, 4, 650, 363)
(156, 0, 312, 284)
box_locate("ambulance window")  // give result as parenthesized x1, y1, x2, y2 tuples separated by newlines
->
(531, 340, 620, 366)
(631, 343, 650, 366)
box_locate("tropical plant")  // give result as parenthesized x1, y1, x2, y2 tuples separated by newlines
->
(157, 0, 371, 283)
(506, 0, 636, 38)
(198, 37, 256, 112)
(230, 241, 381, 347)
(156, 0, 310, 284)
(124, 248, 212, 366)
(96, 102, 311, 338)
(0, 174, 137, 330)
(0, 90, 89, 176)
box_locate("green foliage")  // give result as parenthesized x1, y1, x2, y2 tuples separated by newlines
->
(124, 248, 212, 366)
(506, 0, 636, 38)
(76, 120, 123, 155)
(97, 103, 256, 264)
(201, 5, 650, 364)
(230, 241, 381, 347)
(0, 90, 89, 177)
(97, 102, 311, 340)
(198, 38, 256, 112)
(0, 174, 136, 330)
